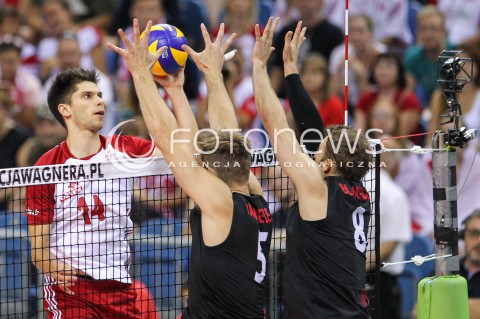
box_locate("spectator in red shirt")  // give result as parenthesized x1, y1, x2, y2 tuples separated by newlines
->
(354, 52, 421, 138)
(287, 52, 344, 129)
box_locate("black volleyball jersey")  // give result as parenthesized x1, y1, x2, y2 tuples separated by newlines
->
(182, 192, 273, 319)
(284, 176, 371, 319)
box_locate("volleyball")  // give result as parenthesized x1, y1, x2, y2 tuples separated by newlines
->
(140, 24, 188, 76)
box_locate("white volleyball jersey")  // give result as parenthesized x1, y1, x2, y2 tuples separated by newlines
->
(25, 135, 154, 283)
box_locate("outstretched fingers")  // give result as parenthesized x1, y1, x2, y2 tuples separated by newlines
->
(133, 18, 141, 45)
(181, 44, 197, 59)
(139, 20, 153, 45)
(215, 23, 225, 46)
(300, 26, 307, 41)
(200, 23, 212, 46)
(117, 28, 133, 52)
(221, 32, 237, 54)
(291, 21, 302, 44)
(154, 46, 168, 60)
(107, 42, 125, 56)
(255, 23, 261, 39)
(263, 17, 280, 41)
(285, 30, 293, 46)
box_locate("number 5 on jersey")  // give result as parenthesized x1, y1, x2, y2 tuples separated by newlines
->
(78, 195, 105, 224)
(255, 231, 269, 284)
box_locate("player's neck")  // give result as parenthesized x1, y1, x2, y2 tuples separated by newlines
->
(229, 183, 250, 196)
(66, 130, 101, 159)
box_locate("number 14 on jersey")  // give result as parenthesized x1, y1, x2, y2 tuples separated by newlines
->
(78, 195, 105, 224)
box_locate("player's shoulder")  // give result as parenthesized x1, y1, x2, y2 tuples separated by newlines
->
(328, 176, 370, 200)
(106, 134, 144, 144)
(105, 134, 153, 153)
(34, 142, 68, 166)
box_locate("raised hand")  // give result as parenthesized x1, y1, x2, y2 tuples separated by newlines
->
(182, 23, 236, 78)
(153, 66, 186, 90)
(107, 19, 166, 75)
(252, 17, 280, 66)
(283, 21, 307, 76)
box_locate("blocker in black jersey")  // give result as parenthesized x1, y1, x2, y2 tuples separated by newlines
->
(182, 192, 273, 319)
(284, 176, 371, 319)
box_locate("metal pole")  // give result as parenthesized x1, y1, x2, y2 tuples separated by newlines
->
(432, 145, 459, 275)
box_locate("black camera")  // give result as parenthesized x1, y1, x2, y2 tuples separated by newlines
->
(440, 57, 463, 81)
(437, 50, 472, 91)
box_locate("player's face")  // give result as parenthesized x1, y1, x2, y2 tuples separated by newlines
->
(68, 81, 105, 133)
(315, 139, 328, 163)
(315, 138, 337, 176)
(465, 217, 480, 267)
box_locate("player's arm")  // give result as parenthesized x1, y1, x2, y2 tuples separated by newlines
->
(28, 224, 78, 295)
(183, 23, 237, 130)
(283, 21, 325, 154)
(25, 182, 78, 295)
(153, 68, 198, 148)
(183, 23, 263, 196)
(108, 20, 233, 238)
(252, 18, 327, 220)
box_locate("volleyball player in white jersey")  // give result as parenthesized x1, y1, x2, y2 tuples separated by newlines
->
(24, 68, 161, 318)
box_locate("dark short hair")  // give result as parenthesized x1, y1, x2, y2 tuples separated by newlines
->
(323, 125, 373, 181)
(197, 130, 252, 185)
(47, 68, 98, 128)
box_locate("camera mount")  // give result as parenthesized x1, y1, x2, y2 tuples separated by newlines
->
(437, 50, 475, 148)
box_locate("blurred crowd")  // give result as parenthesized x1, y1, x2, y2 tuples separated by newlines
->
(0, 0, 480, 317)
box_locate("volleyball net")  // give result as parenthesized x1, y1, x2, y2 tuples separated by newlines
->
(0, 147, 380, 319)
